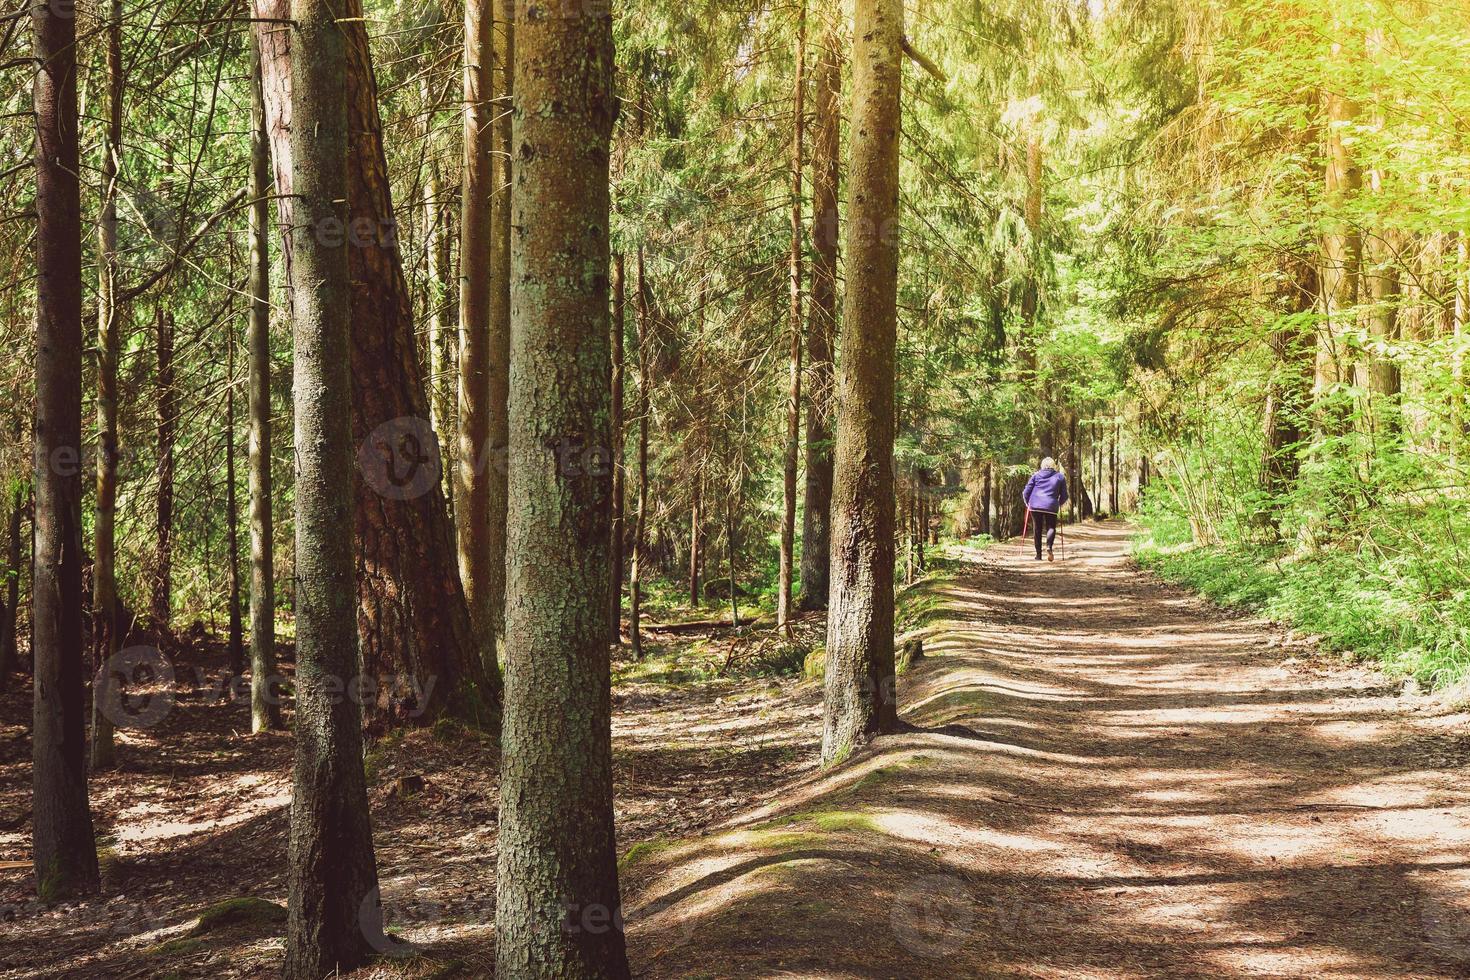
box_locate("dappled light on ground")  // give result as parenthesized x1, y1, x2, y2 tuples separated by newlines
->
(622, 522, 1470, 978)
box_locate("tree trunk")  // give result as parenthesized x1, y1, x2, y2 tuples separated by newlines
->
(1067, 413, 1079, 523)
(1111, 425, 1120, 513)
(1022, 129, 1047, 455)
(423, 152, 455, 490)
(1363, 29, 1400, 437)
(1262, 257, 1318, 522)
(254, 0, 499, 729)
(980, 462, 992, 536)
(494, 1, 630, 971)
(90, 0, 123, 770)
(282, 0, 381, 971)
(1456, 234, 1468, 455)
(609, 252, 625, 642)
(154, 307, 176, 628)
(688, 475, 701, 607)
(226, 319, 245, 678)
(486, 0, 514, 665)
(726, 476, 740, 630)
(248, 30, 281, 732)
(629, 248, 651, 660)
(1364, 218, 1401, 434)
(0, 486, 21, 690)
(32, 0, 100, 898)
(822, 0, 902, 767)
(458, 0, 499, 678)
(1319, 74, 1361, 414)
(778, 4, 806, 632)
(800, 26, 840, 612)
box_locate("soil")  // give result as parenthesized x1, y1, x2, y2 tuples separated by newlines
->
(3, 520, 1469, 978)
(622, 522, 1470, 979)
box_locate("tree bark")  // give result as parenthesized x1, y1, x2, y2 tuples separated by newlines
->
(458, 0, 499, 678)
(282, 0, 381, 970)
(423, 153, 455, 489)
(629, 247, 651, 660)
(248, 30, 281, 732)
(485, 0, 515, 665)
(1363, 29, 1400, 436)
(1262, 257, 1318, 522)
(32, 0, 100, 898)
(778, 3, 806, 632)
(1022, 130, 1048, 458)
(0, 487, 21, 690)
(799, 26, 840, 612)
(226, 319, 244, 678)
(609, 252, 625, 641)
(1319, 73, 1361, 411)
(254, 0, 499, 729)
(1364, 216, 1401, 432)
(822, 0, 902, 767)
(154, 307, 176, 628)
(494, 0, 630, 971)
(1456, 234, 1468, 454)
(1107, 425, 1116, 513)
(1067, 413, 1080, 523)
(90, 0, 123, 770)
(980, 462, 992, 536)
(688, 473, 701, 607)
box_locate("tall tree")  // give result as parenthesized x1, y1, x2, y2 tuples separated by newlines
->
(420, 75, 455, 488)
(485, 0, 514, 662)
(1262, 257, 1318, 528)
(1023, 129, 1050, 456)
(281, 0, 381, 970)
(609, 252, 626, 642)
(0, 484, 21, 690)
(494, 0, 630, 973)
(248, 29, 281, 732)
(32, 0, 100, 897)
(458, 0, 498, 676)
(628, 247, 651, 659)
(821, 0, 902, 766)
(1319, 47, 1361, 408)
(254, 0, 499, 728)
(800, 25, 841, 612)
(777, 3, 807, 632)
(225, 321, 245, 677)
(154, 307, 177, 627)
(90, 0, 124, 769)
(423, 155, 454, 482)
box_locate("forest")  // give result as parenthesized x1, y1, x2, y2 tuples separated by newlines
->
(2, 0, 1469, 976)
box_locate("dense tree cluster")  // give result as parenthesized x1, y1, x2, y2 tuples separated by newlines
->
(2, 0, 1466, 974)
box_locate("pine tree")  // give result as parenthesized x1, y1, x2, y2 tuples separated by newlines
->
(494, 0, 630, 973)
(821, 0, 903, 766)
(281, 0, 380, 969)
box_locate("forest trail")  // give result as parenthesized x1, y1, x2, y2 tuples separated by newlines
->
(624, 522, 1470, 979)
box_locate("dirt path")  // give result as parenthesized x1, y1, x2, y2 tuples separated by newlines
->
(624, 521, 1470, 979)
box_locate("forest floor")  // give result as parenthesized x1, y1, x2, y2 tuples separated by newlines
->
(4, 521, 1470, 978)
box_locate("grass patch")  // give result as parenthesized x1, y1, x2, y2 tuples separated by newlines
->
(150, 936, 208, 958)
(189, 896, 288, 936)
(620, 838, 675, 869)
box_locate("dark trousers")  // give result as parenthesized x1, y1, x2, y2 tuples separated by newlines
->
(1032, 511, 1058, 557)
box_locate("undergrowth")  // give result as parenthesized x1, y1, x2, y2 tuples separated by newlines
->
(1134, 499, 1470, 691)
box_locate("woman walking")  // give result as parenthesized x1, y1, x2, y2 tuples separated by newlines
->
(1023, 457, 1068, 562)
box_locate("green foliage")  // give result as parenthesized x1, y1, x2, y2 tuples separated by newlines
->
(1136, 500, 1470, 690)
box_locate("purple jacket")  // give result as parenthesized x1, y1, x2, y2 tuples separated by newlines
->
(1022, 467, 1068, 514)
